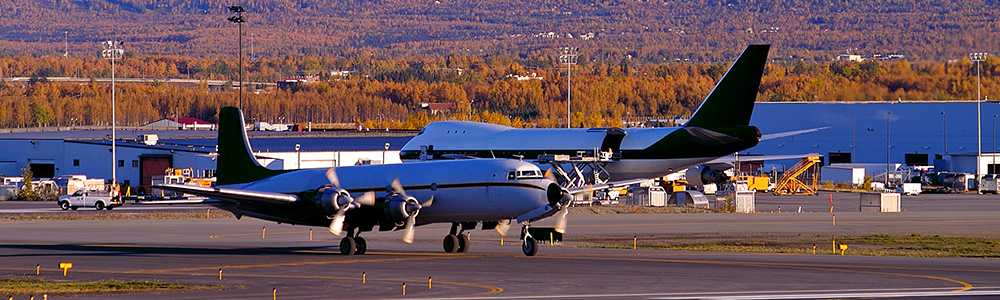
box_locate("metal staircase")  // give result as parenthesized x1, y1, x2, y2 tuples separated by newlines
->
(772, 156, 821, 195)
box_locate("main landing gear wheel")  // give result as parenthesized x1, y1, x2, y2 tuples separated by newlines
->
(354, 236, 367, 255)
(443, 234, 459, 253)
(339, 237, 356, 255)
(456, 233, 470, 253)
(522, 236, 538, 256)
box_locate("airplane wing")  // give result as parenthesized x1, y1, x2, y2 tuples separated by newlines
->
(133, 198, 224, 205)
(566, 178, 652, 196)
(153, 184, 299, 206)
(760, 127, 829, 141)
(705, 153, 823, 166)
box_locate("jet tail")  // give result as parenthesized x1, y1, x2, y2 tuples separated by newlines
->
(216, 107, 286, 186)
(684, 44, 770, 128)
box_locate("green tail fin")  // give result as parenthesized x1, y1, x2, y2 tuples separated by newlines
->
(684, 44, 770, 128)
(216, 107, 285, 186)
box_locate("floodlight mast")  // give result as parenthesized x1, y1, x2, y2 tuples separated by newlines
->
(228, 6, 246, 118)
(559, 47, 578, 128)
(971, 52, 987, 194)
(101, 41, 124, 187)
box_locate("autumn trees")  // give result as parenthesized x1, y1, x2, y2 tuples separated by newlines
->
(0, 52, 997, 129)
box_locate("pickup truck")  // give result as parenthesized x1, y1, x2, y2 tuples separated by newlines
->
(58, 189, 121, 210)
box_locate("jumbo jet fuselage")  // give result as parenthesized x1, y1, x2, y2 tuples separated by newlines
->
(400, 122, 760, 180)
(401, 44, 771, 181)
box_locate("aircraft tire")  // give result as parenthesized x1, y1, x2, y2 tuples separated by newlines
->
(442, 234, 459, 253)
(339, 237, 356, 255)
(522, 236, 538, 256)
(354, 237, 367, 255)
(59, 201, 70, 210)
(95, 202, 105, 211)
(456, 233, 470, 253)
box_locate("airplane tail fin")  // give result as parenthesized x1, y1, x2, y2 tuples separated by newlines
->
(216, 107, 285, 186)
(684, 44, 770, 129)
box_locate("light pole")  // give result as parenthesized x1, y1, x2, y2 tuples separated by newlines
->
(63, 31, 68, 57)
(941, 112, 947, 154)
(559, 47, 578, 128)
(971, 52, 988, 193)
(886, 111, 891, 185)
(228, 6, 246, 113)
(994, 115, 997, 175)
(101, 40, 124, 187)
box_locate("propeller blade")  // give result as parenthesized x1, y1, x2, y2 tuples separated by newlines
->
(325, 168, 340, 188)
(402, 211, 418, 244)
(544, 167, 558, 182)
(391, 178, 408, 198)
(421, 196, 434, 208)
(328, 207, 347, 236)
(554, 208, 568, 233)
(355, 191, 376, 206)
(495, 219, 511, 236)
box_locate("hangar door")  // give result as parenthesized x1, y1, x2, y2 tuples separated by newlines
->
(139, 155, 172, 187)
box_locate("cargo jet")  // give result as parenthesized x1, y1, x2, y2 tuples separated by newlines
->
(156, 107, 572, 256)
(401, 45, 771, 183)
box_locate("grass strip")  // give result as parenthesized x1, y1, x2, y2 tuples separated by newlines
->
(0, 278, 237, 296)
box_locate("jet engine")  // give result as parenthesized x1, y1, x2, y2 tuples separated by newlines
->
(685, 165, 730, 187)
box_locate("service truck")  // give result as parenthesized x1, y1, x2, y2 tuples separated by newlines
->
(57, 189, 120, 210)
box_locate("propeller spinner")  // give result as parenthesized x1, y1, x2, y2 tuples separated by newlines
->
(323, 168, 374, 236)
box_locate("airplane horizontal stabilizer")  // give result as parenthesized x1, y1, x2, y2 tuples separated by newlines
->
(760, 127, 829, 141)
(154, 184, 299, 206)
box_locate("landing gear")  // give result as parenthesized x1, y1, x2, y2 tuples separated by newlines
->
(521, 226, 538, 256)
(339, 227, 368, 255)
(442, 222, 472, 253)
(456, 233, 470, 253)
(339, 236, 356, 255)
(443, 234, 459, 253)
(354, 236, 367, 255)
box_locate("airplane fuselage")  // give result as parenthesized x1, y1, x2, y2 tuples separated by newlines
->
(400, 121, 760, 180)
(220, 158, 554, 226)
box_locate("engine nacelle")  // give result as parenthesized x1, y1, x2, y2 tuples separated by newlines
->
(685, 165, 729, 187)
(318, 187, 352, 215)
(386, 194, 418, 223)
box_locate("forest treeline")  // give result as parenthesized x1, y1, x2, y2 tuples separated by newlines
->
(1, 0, 998, 62)
(0, 53, 997, 129)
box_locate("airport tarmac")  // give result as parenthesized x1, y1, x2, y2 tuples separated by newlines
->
(1, 193, 999, 299)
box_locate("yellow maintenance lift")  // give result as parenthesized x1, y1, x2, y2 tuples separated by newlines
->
(772, 156, 822, 195)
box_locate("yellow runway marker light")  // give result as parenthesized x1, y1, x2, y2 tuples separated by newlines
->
(362, 272, 366, 284)
(428, 276, 432, 289)
(402, 282, 406, 296)
(272, 287, 276, 300)
(207, 208, 210, 219)
(812, 244, 816, 254)
(832, 214, 836, 226)
(309, 229, 313, 241)
(262, 227, 266, 239)
(633, 236, 637, 250)
(219, 268, 223, 280)
(36, 264, 39, 275)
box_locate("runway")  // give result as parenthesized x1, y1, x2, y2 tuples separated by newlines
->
(2, 193, 1000, 299)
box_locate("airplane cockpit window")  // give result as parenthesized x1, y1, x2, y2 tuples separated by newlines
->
(514, 169, 543, 179)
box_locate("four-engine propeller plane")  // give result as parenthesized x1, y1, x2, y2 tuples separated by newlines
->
(156, 107, 572, 256)
(401, 45, 773, 184)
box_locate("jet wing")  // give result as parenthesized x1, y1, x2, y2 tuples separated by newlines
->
(761, 127, 829, 141)
(154, 184, 299, 206)
(134, 198, 224, 205)
(566, 178, 653, 196)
